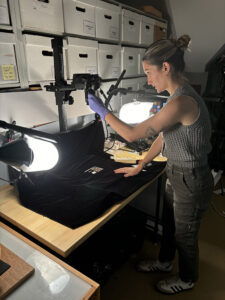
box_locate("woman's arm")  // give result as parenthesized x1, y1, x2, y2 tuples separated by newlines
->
(89, 93, 196, 142)
(141, 133, 163, 164)
(114, 134, 163, 177)
(105, 97, 183, 142)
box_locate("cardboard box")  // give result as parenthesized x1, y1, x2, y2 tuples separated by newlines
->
(121, 47, 139, 77)
(19, 0, 64, 34)
(137, 77, 147, 90)
(120, 79, 138, 106)
(121, 9, 141, 44)
(24, 35, 55, 82)
(63, 0, 97, 37)
(140, 15, 155, 46)
(0, 0, 10, 25)
(154, 21, 167, 41)
(98, 44, 121, 79)
(137, 5, 163, 18)
(0, 33, 19, 85)
(65, 37, 98, 79)
(95, 0, 120, 41)
(138, 48, 146, 75)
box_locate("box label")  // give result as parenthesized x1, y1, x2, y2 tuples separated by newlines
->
(112, 67, 120, 77)
(128, 24, 136, 32)
(128, 59, 135, 66)
(86, 66, 97, 74)
(109, 26, 119, 39)
(1, 65, 16, 81)
(83, 20, 95, 36)
(32, 0, 54, 15)
(144, 25, 152, 33)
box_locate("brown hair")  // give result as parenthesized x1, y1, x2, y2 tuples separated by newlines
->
(142, 35, 191, 80)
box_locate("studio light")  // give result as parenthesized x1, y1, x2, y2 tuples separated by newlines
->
(0, 120, 59, 173)
(23, 136, 59, 172)
(0, 121, 60, 278)
(119, 101, 153, 124)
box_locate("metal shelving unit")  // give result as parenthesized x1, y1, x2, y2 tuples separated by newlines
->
(0, 24, 12, 31)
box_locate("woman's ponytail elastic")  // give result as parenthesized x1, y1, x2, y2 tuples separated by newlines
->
(176, 35, 191, 52)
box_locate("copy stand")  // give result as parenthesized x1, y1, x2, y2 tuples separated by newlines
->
(45, 38, 102, 132)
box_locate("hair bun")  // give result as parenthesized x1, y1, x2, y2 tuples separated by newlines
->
(176, 35, 191, 51)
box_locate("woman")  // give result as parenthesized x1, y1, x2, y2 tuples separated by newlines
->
(88, 35, 214, 295)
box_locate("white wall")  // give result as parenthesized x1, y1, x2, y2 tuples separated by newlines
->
(166, 0, 225, 72)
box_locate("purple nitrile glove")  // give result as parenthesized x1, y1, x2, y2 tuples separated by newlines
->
(88, 94, 109, 120)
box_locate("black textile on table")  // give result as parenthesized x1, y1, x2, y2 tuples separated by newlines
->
(13, 120, 166, 228)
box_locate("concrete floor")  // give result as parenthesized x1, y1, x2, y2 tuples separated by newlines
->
(101, 183, 225, 300)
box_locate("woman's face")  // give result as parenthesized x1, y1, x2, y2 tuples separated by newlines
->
(142, 61, 169, 93)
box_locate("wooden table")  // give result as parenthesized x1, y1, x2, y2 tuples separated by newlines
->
(0, 163, 165, 258)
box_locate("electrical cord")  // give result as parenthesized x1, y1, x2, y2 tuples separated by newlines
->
(104, 139, 116, 153)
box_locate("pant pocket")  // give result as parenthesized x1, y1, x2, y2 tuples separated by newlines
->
(183, 169, 213, 193)
(175, 220, 200, 247)
(182, 172, 195, 194)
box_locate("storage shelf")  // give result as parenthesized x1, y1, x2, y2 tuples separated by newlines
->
(22, 29, 64, 38)
(63, 33, 120, 45)
(0, 25, 12, 31)
(0, 83, 20, 90)
(1, 0, 167, 91)
(53, 33, 149, 48)
(103, 0, 167, 24)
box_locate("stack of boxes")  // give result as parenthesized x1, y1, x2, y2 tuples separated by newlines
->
(0, 0, 167, 115)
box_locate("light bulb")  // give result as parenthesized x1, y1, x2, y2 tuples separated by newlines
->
(21, 136, 59, 172)
(119, 101, 153, 124)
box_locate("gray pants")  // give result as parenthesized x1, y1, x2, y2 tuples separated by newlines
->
(158, 163, 214, 282)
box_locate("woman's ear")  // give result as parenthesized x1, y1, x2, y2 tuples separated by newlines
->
(162, 62, 171, 74)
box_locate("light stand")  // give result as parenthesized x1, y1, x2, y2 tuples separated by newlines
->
(0, 120, 58, 142)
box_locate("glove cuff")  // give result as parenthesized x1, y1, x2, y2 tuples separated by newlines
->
(100, 107, 110, 120)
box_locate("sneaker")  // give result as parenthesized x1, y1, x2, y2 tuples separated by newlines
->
(156, 274, 195, 294)
(136, 259, 173, 273)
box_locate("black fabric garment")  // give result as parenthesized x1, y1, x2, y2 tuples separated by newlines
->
(14, 120, 166, 228)
(52, 119, 105, 171)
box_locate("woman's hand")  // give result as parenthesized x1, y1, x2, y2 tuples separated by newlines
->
(114, 165, 142, 177)
(88, 94, 109, 120)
